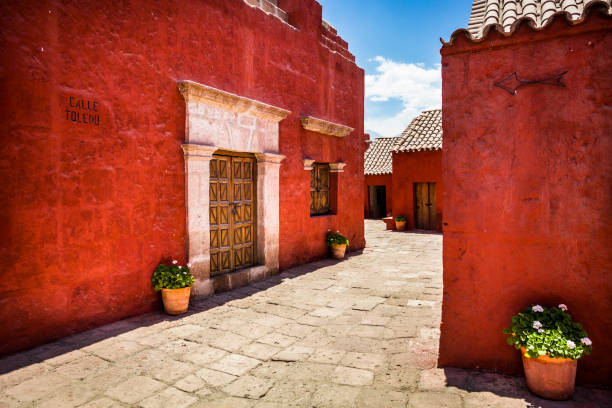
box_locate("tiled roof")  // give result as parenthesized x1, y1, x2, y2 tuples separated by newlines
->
(364, 137, 398, 175)
(466, 0, 611, 39)
(394, 109, 442, 153)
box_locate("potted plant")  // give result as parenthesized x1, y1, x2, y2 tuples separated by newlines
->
(504, 304, 592, 400)
(326, 231, 349, 259)
(152, 260, 195, 315)
(394, 215, 406, 231)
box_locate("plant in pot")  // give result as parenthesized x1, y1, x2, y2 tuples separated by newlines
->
(504, 304, 592, 400)
(394, 215, 406, 231)
(152, 260, 195, 315)
(326, 231, 349, 260)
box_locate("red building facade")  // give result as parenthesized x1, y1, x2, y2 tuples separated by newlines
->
(0, 0, 365, 356)
(438, 3, 612, 385)
(364, 136, 396, 218)
(391, 109, 443, 232)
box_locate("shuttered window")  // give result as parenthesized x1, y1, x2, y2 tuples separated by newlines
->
(310, 163, 330, 215)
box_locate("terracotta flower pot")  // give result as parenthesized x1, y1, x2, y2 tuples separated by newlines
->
(161, 286, 191, 315)
(395, 220, 406, 231)
(331, 244, 347, 259)
(520, 347, 577, 400)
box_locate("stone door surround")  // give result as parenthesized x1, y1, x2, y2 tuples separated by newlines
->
(178, 80, 290, 297)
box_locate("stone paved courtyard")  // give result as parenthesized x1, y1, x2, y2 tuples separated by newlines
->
(1, 220, 611, 408)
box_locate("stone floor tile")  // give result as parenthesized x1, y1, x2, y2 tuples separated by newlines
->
(81, 366, 138, 392)
(84, 339, 146, 362)
(256, 332, 297, 348)
(36, 382, 100, 408)
(54, 354, 109, 379)
(376, 367, 420, 390)
(310, 384, 361, 408)
(179, 344, 227, 366)
(104, 376, 166, 404)
(408, 392, 462, 408)
(360, 315, 391, 326)
(208, 331, 252, 352)
(173, 374, 207, 393)
(240, 343, 282, 361)
(271, 346, 313, 362)
(150, 359, 197, 383)
(308, 307, 342, 318)
(79, 397, 129, 408)
(4, 372, 71, 402)
(138, 386, 198, 408)
(260, 379, 317, 405)
(418, 367, 470, 391)
(195, 367, 238, 387)
(222, 375, 274, 399)
(252, 314, 292, 328)
(307, 348, 346, 364)
(357, 387, 408, 408)
(192, 395, 254, 408)
(340, 351, 387, 371)
(463, 392, 528, 408)
(209, 354, 261, 376)
(0, 362, 49, 389)
(332, 366, 374, 386)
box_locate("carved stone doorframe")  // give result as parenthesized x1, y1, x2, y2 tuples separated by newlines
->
(178, 80, 290, 297)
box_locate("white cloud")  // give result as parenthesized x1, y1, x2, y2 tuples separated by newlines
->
(365, 56, 441, 138)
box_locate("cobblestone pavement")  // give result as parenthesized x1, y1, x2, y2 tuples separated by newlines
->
(1, 220, 611, 407)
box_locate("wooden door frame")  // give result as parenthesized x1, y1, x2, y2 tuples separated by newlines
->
(414, 182, 436, 230)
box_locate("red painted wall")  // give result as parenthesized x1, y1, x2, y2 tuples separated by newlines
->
(438, 12, 612, 385)
(364, 174, 392, 218)
(391, 151, 443, 231)
(0, 0, 365, 356)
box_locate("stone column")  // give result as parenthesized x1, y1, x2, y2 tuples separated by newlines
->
(182, 143, 217, 297)
(255, 152, 285, 272)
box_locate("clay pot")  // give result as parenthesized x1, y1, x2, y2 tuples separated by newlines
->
(395, 220, 406, 231)
(331, 244, 347, 259)
(161, 286, 191, 315)
(520, 347, 577, 400)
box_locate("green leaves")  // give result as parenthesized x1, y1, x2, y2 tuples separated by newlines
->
(326, 231, 349, 246)
(504, 304, 592, 360)
(152, 263, 195, 291)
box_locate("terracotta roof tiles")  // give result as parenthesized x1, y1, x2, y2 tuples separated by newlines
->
(394, 109, 442, 153)
(446, 0, 611, 45)
(364, 136, 398, 175)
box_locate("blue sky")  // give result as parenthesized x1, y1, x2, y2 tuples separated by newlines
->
(317, 0, 474, 138)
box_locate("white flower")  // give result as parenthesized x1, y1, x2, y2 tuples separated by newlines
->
(581, 337, 592, 346)
(176, 274, 179, 277)
(532, 305, 544, 313)
(187, 263, 192, 268)
(178, 266, 182, 269)
(172, 260, 178, 265)
(538, 329, 544, 333)
(533, 321, 542, 330)
(558, 304, 568, 311)
(567, 340, 576, 349)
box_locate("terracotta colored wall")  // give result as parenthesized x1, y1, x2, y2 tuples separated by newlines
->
(391, 151, 443, 231)
(0, 0, 364, 356)
(438, 13, 612, 385)
(364, 174, 392, 217)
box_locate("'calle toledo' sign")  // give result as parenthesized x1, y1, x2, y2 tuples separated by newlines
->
(65, 96, 100, 126)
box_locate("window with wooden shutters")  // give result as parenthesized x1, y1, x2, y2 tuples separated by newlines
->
(310, 163, 330, 215)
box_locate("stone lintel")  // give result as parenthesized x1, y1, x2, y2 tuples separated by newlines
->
(178, 80, 291, 122)
(302, 159, 315, 170)
(181, 144, 217, 160)
(300, 116, 354, 137)
(329, 162, 346, 173)
(255, 152, 286, 165)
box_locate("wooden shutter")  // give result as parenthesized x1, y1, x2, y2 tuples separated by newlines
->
(310, 163, 330, 215)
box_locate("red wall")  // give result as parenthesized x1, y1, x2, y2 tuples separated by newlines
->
(438, 12, 612, 385)
(0, 0, 365, 356)
(364, 174, 392, 218)
(391, 151, 443, 231)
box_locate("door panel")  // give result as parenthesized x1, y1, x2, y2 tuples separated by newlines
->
(210, 154, 256, 276)
(414, 182, 436, 230)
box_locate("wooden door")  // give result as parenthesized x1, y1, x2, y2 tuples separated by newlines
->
(414, 182, 436, 230)
(209, 154, 256, 276)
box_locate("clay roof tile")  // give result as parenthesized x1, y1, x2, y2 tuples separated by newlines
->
(364, 136, 398, 175)
(394, 109, 442, 153)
